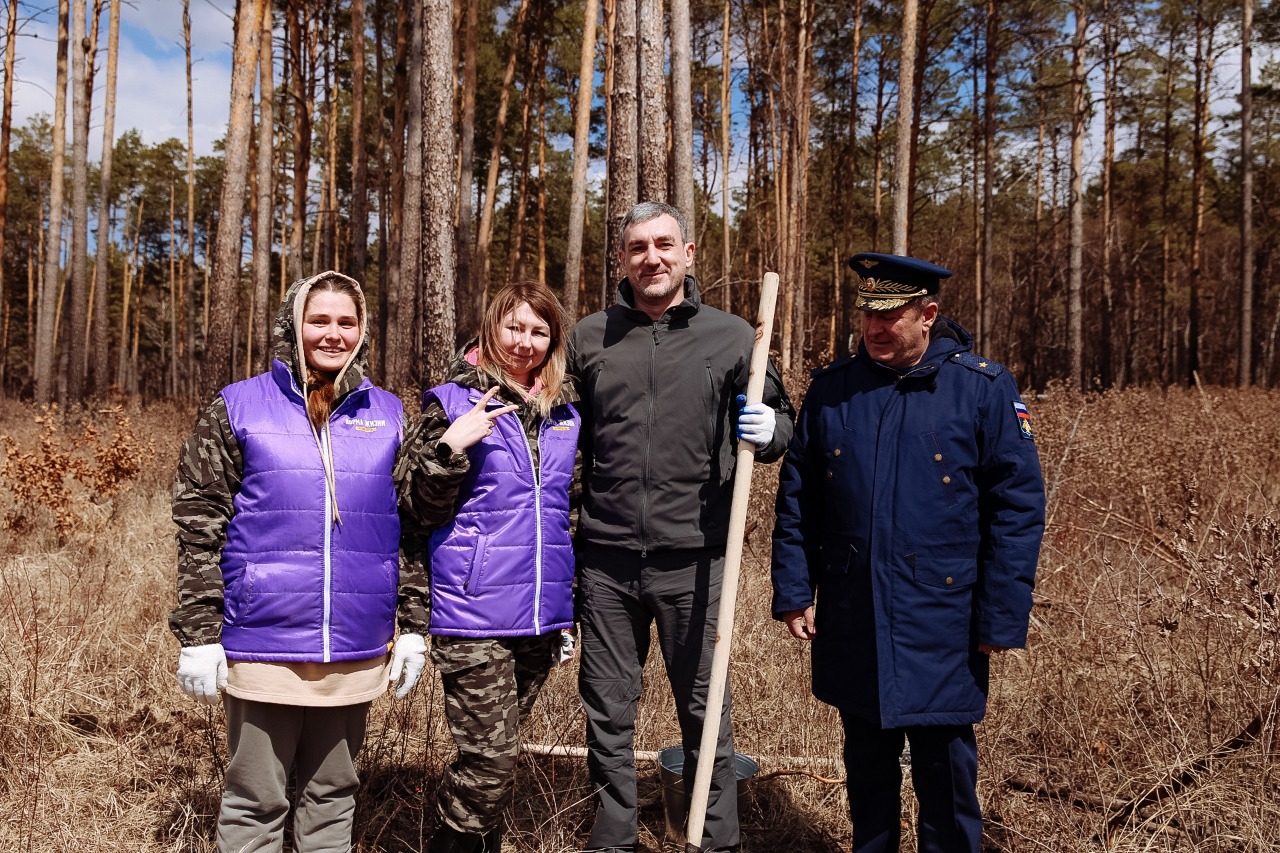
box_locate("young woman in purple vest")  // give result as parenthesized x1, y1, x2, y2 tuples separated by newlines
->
(169, 271, 427, 852)
(395, 280, 581, 853)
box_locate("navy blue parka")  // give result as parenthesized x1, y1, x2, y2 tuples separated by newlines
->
(770, 317, 1045, 728)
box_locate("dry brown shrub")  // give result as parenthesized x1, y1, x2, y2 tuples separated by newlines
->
(1, 385, 1279, 851)
(0, 401, 157, 539)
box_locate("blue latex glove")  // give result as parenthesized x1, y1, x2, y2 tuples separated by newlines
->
(736, 395, 775, 448)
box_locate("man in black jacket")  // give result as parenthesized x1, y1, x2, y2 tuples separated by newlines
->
(568, 201, 794, 852)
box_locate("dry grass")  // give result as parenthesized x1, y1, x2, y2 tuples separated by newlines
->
(0, 384, 1277, 851)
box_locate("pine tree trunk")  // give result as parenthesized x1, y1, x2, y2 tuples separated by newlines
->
(788, 0, 814, 370)
(1240, 0, 1254, 387)
(66, 0, 90, 401)
(637, 0, 665, 202)
(601, 0, 616, 307)
(475, 0, 531, 300)
(34, 0, 69, 404)
(507, 20, 547, 286)
(115, 199, 140, 388)
(1187, 4, 1218, 386)
(420, 0, 456, 387)
(184, 3, 197, 395)
(203, 0, 264, 400)
(389, 0, 423, 392)
(168, 181, 178, 392)
(891, 0, 917, 255)
(453, 0, 479, 339)
(350, 0, 368, 286)
(536, 90, 547, 284)
(384, 0, 408, 377)
(979, 0, 996, 354)
(1068, 0, 1086, 390)
(0, 0, 17, 397)
(1101, 0, 1117, 388)
(130, 255, 142, 393)
(670, 0, 693, 231)
(86, 0, 119, 397)
(322, 10, 338, 270)
(250, 0, 273, 375)
(506, 34, 538, 285)
(872, 45, 886, 252)
(563, 0, 600, 321)
(719, 0, 731, 311)
(608, 0, 638, 285)
(287, 0, 312, 284)
(838, 0, 862, 357)
(1158, 26, 1176, 385)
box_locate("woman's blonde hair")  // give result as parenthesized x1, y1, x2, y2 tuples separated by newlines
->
(476, 281, 569, 418)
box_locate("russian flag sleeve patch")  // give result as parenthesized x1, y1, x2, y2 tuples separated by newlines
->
(1012, 401, 1034, 440)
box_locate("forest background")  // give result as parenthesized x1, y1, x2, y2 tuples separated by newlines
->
(5, 0, 1280, 403)
(1, 2, 1280, 851)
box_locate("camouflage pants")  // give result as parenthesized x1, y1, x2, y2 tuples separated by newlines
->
(431, 633, 559, 834)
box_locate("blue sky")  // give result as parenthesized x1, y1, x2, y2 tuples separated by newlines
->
(10, 0, 235, 160)
(3, 2, 1266, 210)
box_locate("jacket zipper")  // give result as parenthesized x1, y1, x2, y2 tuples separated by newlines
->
(641, 323, 660, 557)
(285, 370, 368, 663)
(321, 426, 334, 663)
(322, 388, 365, 661)
(518, 411, 544, 631)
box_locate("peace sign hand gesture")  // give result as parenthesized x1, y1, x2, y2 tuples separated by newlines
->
(438, 386, 519, 454)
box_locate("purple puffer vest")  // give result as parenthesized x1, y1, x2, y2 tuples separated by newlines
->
(219, 359, 403, 662)
(426, 382, 579, 637)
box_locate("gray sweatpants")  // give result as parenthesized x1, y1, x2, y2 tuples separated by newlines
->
(577, 544, 738, 852)
(217, 694, 370, 853)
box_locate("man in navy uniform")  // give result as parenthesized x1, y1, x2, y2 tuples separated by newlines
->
(770, 253, 1045, 852)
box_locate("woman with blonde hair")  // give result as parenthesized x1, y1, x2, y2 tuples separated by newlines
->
(396, 280, 581, 853)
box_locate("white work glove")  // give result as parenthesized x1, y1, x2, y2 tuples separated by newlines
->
(176, 643, 228, 705)
(555, 630, 577, 665)
(736, 395, 775, 448)
(388, 633, 428, 699)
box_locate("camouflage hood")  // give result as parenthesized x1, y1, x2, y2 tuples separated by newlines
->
(272, 270, 371, 396)
(271, 270, 372, 526)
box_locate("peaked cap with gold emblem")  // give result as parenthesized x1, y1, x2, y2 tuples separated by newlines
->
(848, 252, 953, 311)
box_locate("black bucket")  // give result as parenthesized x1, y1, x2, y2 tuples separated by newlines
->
(657, 745, 760, 845)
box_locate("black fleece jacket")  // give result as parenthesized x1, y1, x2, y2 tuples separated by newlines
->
(567, 275, 794, 554)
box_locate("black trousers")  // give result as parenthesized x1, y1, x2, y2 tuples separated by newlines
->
(577, 545, 738, 852)
(839, 710, 982, 853)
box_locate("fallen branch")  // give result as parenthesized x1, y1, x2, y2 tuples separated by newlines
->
(1106, 709, 1270, 835)
(1005, 772, 1124, 811)
(520, 742, 842, 773)
(755, 768, 843, 785)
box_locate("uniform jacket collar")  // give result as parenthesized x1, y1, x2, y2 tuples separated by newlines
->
(862, 315, 973, 384)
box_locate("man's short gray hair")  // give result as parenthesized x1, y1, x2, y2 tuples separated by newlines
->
(621, 201, 689, 244)
(906, 293, 940, 312)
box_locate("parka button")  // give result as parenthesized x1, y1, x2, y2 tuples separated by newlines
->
(942, 475, 952, 485)
(825, 470, 833, 478)
(833, 449, 841, 457)
(934, 453, 942, 462)
(946, 576, 954, 585)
